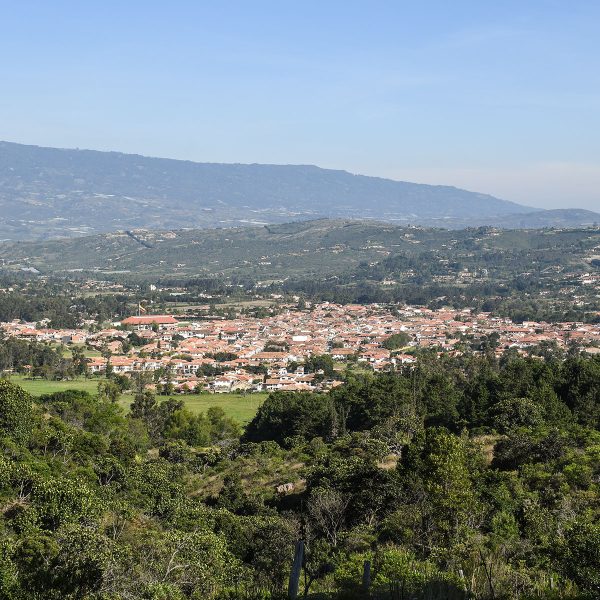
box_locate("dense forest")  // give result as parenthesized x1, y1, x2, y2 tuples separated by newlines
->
(0, 351, 598, 599)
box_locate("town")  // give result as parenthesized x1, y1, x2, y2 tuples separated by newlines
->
(2, 301, 599, 394)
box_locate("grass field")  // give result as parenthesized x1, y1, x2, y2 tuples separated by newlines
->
(7, 375, 266, 424)
(121, 392, 268, 424)
(9, 375, 105, 396)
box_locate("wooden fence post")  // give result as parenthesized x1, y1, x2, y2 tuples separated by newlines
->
(362, 560, 371, 597)
(288, 540, 304, 599)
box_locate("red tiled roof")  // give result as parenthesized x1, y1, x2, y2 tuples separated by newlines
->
(121, 315, 178, 325)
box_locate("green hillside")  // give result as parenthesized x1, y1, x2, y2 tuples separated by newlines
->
(1, 219, 599, 282)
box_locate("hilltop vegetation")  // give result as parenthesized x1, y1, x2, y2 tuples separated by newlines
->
(0, 350, 598, 599)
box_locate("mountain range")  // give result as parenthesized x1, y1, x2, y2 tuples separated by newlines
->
(1, 140, 598, 240)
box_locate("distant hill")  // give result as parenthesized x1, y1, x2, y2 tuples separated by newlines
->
(482, 209, 599, 229)
(1, 219, 598, 282)
(1, 141, 597, 240)
(410, 209, 600, 229)
(0, 140, 546, 240)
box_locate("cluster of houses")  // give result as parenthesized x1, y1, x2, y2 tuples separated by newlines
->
(2, 303, 599, 393)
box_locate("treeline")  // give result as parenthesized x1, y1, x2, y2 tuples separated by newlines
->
(0, 352, 598, 598)
(246, 352, 600, 440)
(0, 290, 131, 327)
(0, 337, 88, 380)
(280, 278, 600, 323)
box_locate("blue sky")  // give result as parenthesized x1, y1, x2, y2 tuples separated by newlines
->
(1, 0, 599, 210)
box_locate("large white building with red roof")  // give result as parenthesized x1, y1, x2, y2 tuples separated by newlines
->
(120, 315, 178, 330)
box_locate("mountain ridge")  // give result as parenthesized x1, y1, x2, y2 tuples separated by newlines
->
(0, 140, 560, 240)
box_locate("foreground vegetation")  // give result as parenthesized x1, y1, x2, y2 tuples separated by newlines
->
(0, 349, 598, 599)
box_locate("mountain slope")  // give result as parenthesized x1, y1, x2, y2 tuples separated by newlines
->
(0, 220, 598, 283)
(0, 141, 535, 240)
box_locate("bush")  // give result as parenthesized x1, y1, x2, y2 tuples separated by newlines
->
(0, 378, 33, 443)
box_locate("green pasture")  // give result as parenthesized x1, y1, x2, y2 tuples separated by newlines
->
(10, 374, 105, 396)
(119, 392, 268, 424)
(7, 375, 266, 424)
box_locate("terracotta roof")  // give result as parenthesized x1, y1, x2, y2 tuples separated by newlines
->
(122, 315, 178, 325)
